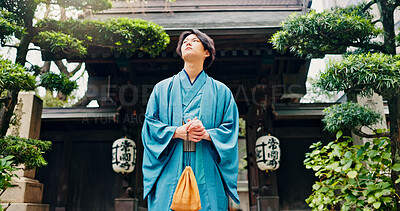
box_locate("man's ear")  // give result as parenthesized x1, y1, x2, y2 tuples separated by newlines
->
(204, 50, 210, 58)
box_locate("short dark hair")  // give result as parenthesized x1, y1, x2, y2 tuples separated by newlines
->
(176, 29, 216, 69)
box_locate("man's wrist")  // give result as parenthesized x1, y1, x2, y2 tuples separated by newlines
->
(203, 131, 211, 141)
(173, 126, 186, 140)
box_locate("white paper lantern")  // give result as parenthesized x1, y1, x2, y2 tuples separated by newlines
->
(112, 138, 136, 173)
(255, 135, 280, 171)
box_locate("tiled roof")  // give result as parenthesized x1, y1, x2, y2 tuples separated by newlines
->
(102, 0, 304, 13)
(88, 11, 297, 30)
(85, 0, 308, 31)
(86, 0, 308, 30)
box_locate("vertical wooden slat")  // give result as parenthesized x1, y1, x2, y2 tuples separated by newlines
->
(246, 104, 259, 210)
(55, 126, 73, 211)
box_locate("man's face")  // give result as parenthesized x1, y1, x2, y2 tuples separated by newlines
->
(181, 34, 210, 62)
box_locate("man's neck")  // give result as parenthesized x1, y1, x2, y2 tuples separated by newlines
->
(183, 62, 203, 83)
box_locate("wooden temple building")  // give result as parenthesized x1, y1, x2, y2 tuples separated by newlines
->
(37, 1, 335, 210)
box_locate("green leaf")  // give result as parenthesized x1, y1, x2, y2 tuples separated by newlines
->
(344, 151, 352, 158)
(357, 148, 365, 158)
(392, 164, 400, 171)
(367, 150, 378, 158)
(382, 196, 392, 203)
(346, 193, 357, 201)
(347, 171, 358, 178)
(367, 196, 375, 203)
(336, 130, 343, 139)
(343, 160, 353, 171)
(373, 202, 381, 209)
(312, 183, 321, 190)
(320, 186, 329, 193)
(327, 161, 340, 170)
(380, 182, 391, 189)
(312, 165, 322, 171)
(354, 163, 363, 171)
(382, 152, 391, 160)
(365, 142, 370, 149)
(367, 184, 379, 191)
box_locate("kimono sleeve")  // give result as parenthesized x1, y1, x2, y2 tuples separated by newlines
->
(141, 84, 178, 199)
(142, 84, 177, 159)
(206, 92, 240, 204)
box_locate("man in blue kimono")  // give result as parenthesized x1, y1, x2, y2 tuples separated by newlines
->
(142, 29, 240, 210)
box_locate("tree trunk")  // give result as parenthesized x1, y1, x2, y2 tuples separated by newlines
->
(0, 23, 34, 137)
(40, 61, 51, 75)
(377, 0, 396, 55)
(0, 91, 18, 137)
(376, 2, 400, 209)
(387, 96, 400, 210)
(57, 92, 67, 102)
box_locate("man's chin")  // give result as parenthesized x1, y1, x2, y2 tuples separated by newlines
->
(182, 54, 200, 61)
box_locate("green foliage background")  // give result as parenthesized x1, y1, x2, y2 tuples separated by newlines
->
(305, 135, 397, 210)
(0, 136, 52, 211)
(0, 156, 16, 210)
(271, 0, 400, 210)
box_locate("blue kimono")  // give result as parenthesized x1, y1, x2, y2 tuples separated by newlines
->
(141, 69, 240, 210)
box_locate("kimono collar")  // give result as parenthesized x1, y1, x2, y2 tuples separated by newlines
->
(183, 69, 204, 86)
(170, 70, 212, 128)
(179, 70, 207, 107)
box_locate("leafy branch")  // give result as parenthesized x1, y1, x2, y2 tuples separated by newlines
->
(316, 53, 400, 99)
(270, 4, 380, 58)
(0, 58, 36, 93)
(352, 126, 390, 138)
(304, 134, 396, 210)
(0, 136, 52, 170)
(34, 18, 170, 58)
(322, 102, 383, 136)
(362, 0, 376, 12)
(39, 72, 77, 96)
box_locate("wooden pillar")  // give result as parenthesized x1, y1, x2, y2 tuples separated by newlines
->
(114, 83, 146, 209)
(246, 102, 279, 211)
